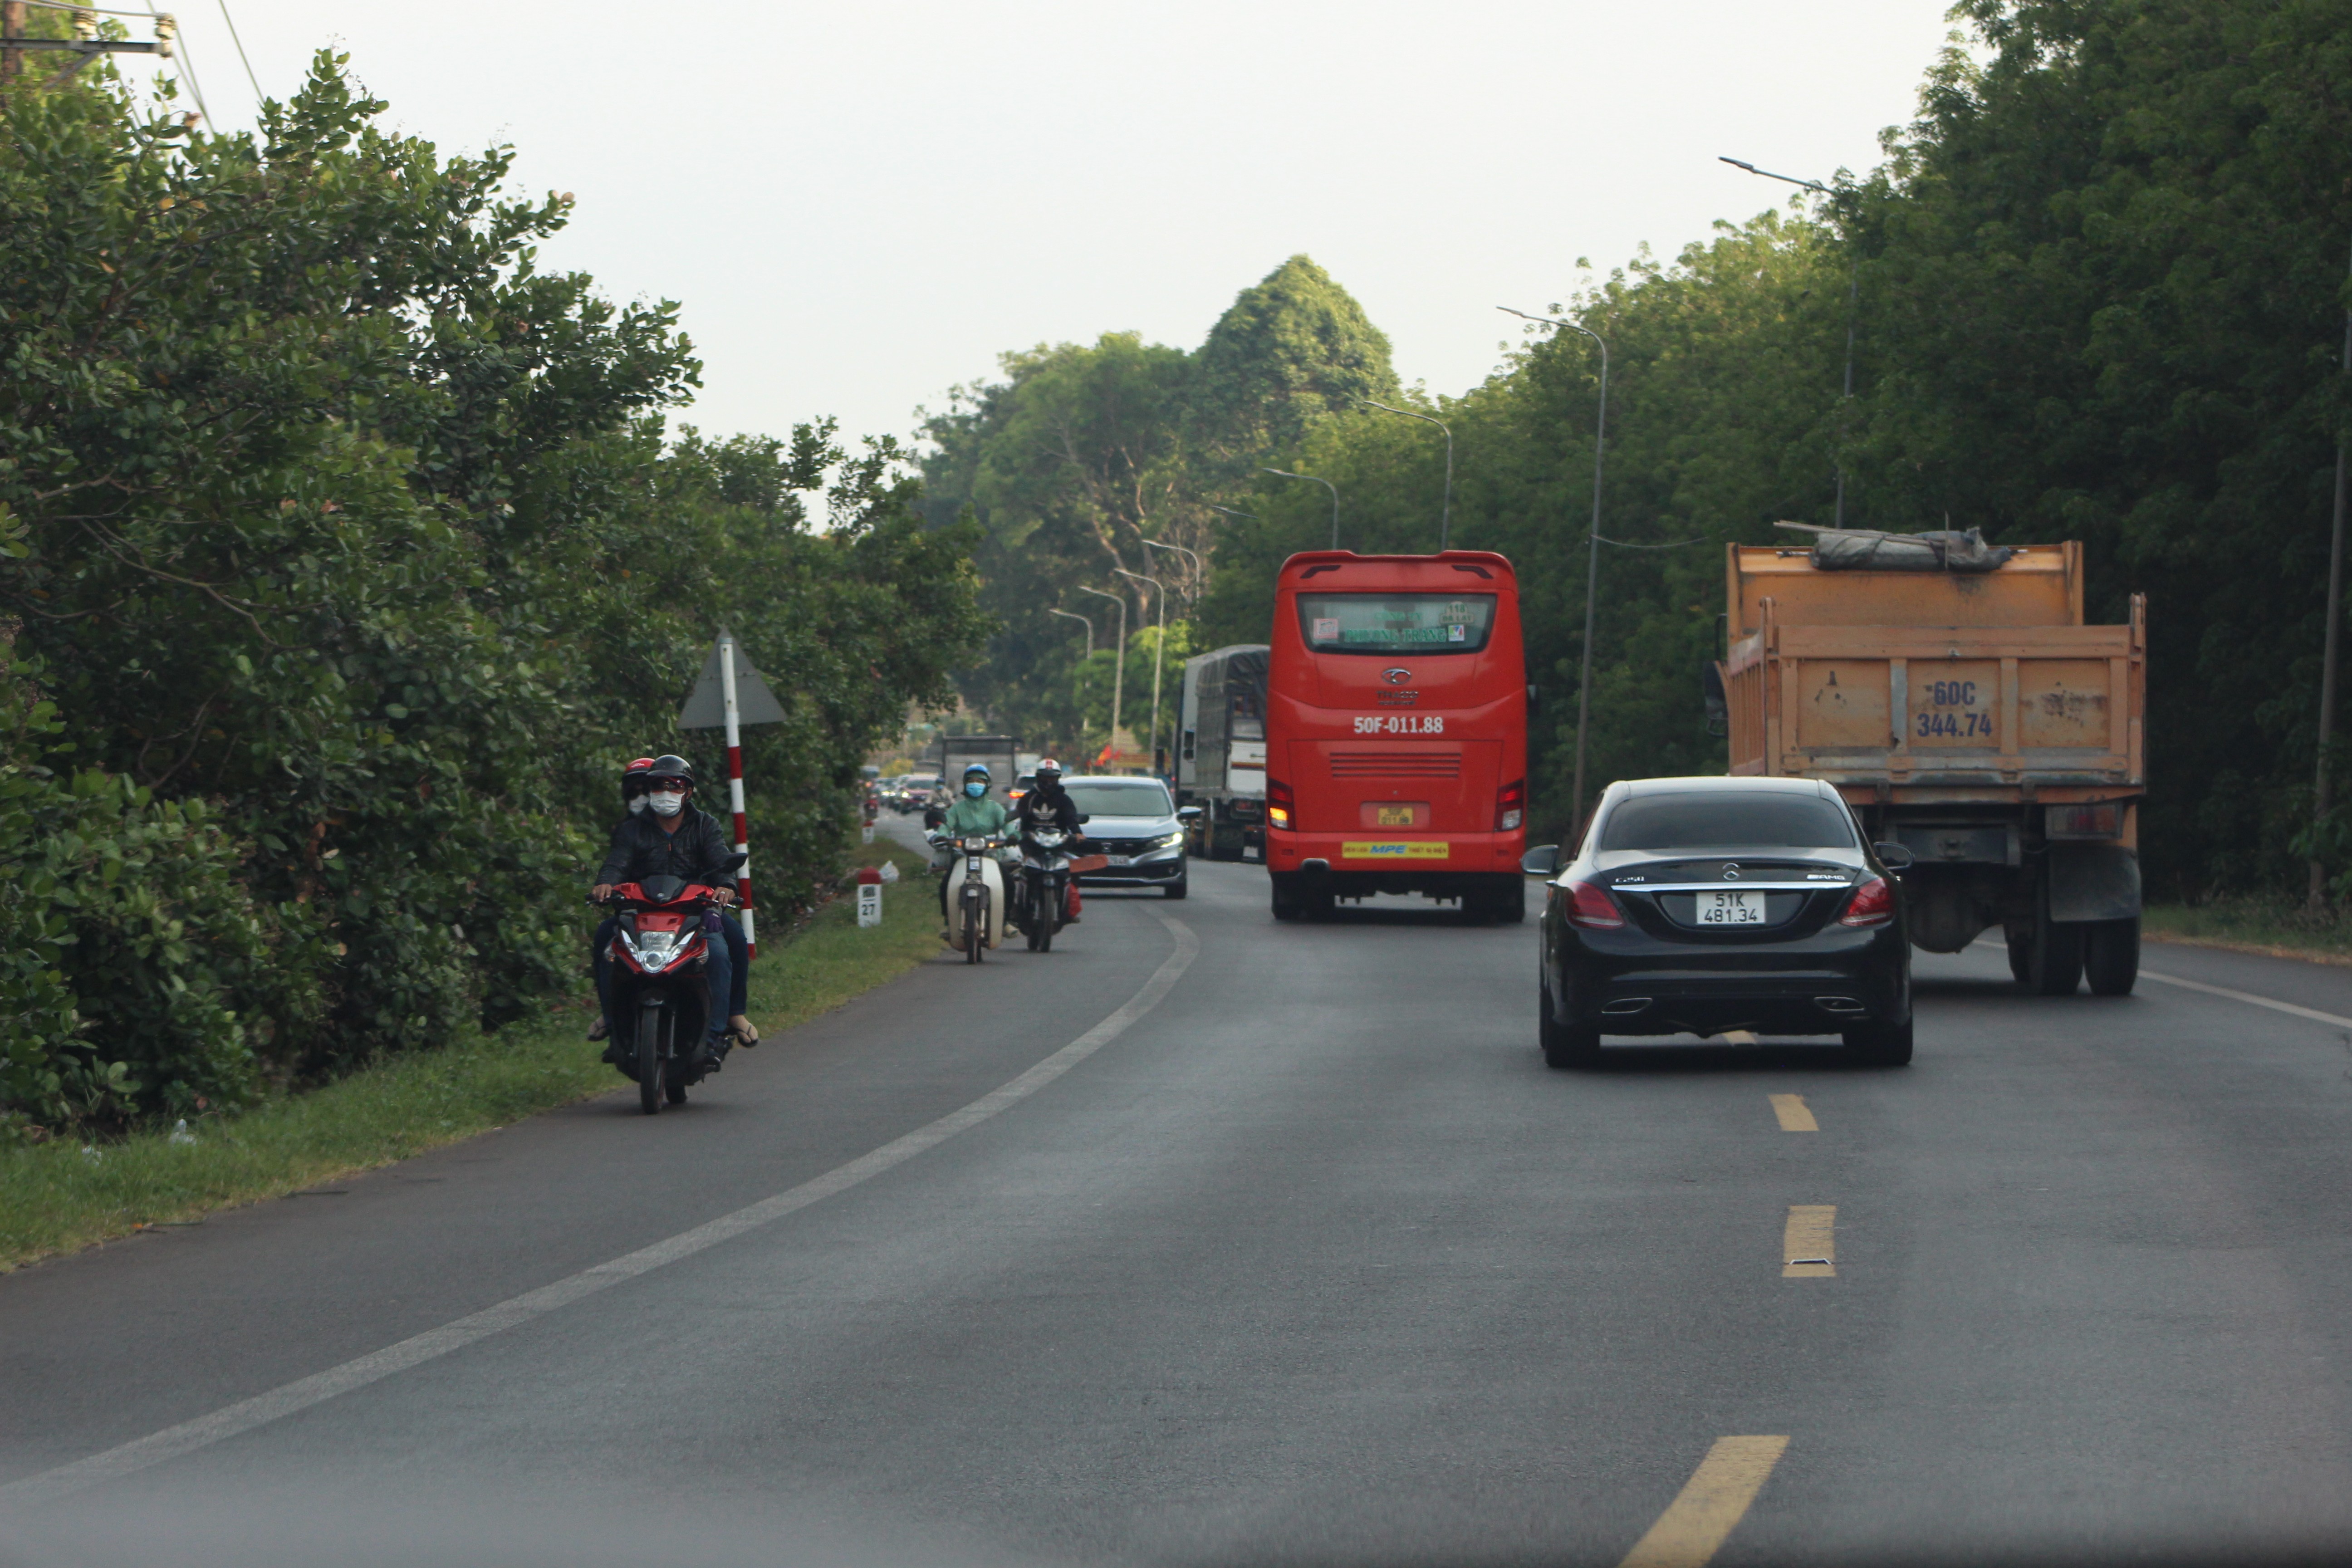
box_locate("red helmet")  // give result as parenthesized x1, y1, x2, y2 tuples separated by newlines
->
(621, 755, 657, 801)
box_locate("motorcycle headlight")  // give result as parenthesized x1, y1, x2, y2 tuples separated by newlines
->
(627, 929, 681, 971)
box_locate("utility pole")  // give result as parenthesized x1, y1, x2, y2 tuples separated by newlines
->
(1116, 567, 1171, 776)
(1501, 306, 1610, 842)
(2, 0, 27, 93)
(1361, 400, 1455, 550)
(1262, 468, 1340, 550)
(2312, 240, 2352, 908)
(1048, 607, 1093, 732)
(1075, 585, 1127, 762)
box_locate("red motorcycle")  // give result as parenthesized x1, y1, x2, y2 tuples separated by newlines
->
(600, 869, 736, 1115)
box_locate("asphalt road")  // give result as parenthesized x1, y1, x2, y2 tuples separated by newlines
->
(5, 824, 2352, 1567)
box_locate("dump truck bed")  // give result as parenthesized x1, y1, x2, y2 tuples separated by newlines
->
(1724, 542, 2145, 809)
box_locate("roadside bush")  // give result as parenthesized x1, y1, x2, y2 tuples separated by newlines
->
(0, 56, 987, 1136)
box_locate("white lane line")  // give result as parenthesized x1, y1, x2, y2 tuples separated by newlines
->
(1965, 936, 2352, 1032)
(0, 912, 1201, 1512)
(2137, 969, 2352, 1031)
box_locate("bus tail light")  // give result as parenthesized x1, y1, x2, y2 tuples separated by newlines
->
(1266, 778, 1294, 831)
(1841, 876, 1896, 927)
(1563, 879, 1623, 929)
(1497, 778, 1525, 832)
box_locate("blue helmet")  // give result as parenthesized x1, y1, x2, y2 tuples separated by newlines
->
(962, 764, 991, 781)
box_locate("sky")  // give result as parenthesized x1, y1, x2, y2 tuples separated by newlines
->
(106, 0, 1962, 451)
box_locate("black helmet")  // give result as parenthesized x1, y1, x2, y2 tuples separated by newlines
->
(646, 754, 695, 791)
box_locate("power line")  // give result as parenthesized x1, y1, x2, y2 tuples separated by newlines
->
(213, 0, 256, 103)
(138, 0, 209, 128)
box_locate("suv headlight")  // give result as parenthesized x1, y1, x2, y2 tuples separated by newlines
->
(1154, 830, 1185, 849)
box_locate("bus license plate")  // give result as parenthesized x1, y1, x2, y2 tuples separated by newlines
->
(1697, 891, 1765, 925)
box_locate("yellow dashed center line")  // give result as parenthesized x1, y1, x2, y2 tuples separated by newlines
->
(1618, 1435, 1792, 1568)
(1768, 1093, 1817, 1132)
(1782, 1205, 1836, 1277)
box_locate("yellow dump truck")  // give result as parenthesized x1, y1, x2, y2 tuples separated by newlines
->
(1710, 538, 2146, 995)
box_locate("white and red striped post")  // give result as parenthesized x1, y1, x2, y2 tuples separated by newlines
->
(718, 631, 756, 956)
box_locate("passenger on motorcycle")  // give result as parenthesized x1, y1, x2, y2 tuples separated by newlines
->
(931, 763, 1010, 932)
(589, 755, 755, 1060)
(588, 754, 758, 1046)
(1011, 757, 1085, 925)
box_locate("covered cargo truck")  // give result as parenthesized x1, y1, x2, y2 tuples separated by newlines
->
(1176, 644, 1269, 860)
(1715, 539, 2146, 995)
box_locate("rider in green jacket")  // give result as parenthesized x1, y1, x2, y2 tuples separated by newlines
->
(932, 763, 1009, 930)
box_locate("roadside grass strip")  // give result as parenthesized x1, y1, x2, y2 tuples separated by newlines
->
(0, 841, 937, 1274)
(1768, 1094, 1818, 1132)
(1782, 1205, 1836, 1277)
(1617, 1436, 1791, 1568)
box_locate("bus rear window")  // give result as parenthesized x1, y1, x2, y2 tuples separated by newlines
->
(1296, 593, 1496, 655)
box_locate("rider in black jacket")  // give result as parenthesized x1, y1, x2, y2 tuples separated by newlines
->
(590, 755, 750, 1059)
(1011, 758, 1085, 924)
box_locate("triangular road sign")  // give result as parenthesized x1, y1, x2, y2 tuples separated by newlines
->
(679, 635, 788, 728)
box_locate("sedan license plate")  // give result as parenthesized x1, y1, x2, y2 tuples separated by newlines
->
(1696, 890, 1766, 926)
(1107, 854, 1133, 867)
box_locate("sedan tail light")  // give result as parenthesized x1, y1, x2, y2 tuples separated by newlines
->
(1266, 778, 1294, 831)
(1840, 875, 1896, 927)
(1563, 878, 1624, 929)
(1497, 778, 1525, 833)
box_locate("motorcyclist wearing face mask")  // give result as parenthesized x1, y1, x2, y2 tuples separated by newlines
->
(931, 763, 1010, 932)
(588, 755, 755, 1046)
(590, 755, 755, 1061)
(1010, 758, 1085, 925)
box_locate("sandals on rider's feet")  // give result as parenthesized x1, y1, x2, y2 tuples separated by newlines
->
(587, 1016, 609, 1042)
(731, 1018, 760, 1048)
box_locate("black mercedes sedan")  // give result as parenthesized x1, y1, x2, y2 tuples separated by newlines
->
(1523, 776, 1915, 1068)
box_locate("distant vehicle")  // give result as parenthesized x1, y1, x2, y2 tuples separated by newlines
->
(892, 774, 941, 813)
(1524, 776, 1914, 1069)
(1176, 644, 1268, 862)
(1263, 551, 1528, 922)
(1007, 771, 1038, 807)
(928, 735, 1019, 802)
(1717, 537, 2146, 995)
(1060, 774, 1192, 898)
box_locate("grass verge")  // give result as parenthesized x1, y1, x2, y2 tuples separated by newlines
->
(2143, 897, 2352, 967)
(0, 838, 938, 1273)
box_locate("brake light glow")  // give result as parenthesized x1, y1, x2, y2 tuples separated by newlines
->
(1497, 778, 1526, 833)
(2046, 803, 2121, 838)
(1267, 778, 1294, 831)
(1841, 876, 1896, 927)
(1563, 879, 1624, 929)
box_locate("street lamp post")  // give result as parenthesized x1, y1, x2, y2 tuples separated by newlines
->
(1262, 468, 1340, 551)
(1115, 566, 1171, 776)
(1144, 539, 1203, 600)
(1362, 400, 1455, 550)
(1500, 305, 1610, 842)
(1048, 607, 1094, 723)
(1075, 585, 1127, 758)
(1721, 156, 1859, 529)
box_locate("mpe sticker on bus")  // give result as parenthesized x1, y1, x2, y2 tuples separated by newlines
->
(1342, 841, 1450, 860)
(1312, 617, 1340, 641)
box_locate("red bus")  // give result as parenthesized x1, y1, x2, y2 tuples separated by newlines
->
(1263, 550, 1528, 921)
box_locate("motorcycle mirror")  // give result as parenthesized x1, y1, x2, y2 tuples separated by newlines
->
(721, 851, 748, 872)
(1077, 813, 1091, 824)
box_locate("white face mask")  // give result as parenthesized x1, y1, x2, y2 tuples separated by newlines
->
(627, 795, 650, 814)
(647, 791, 685, 818)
